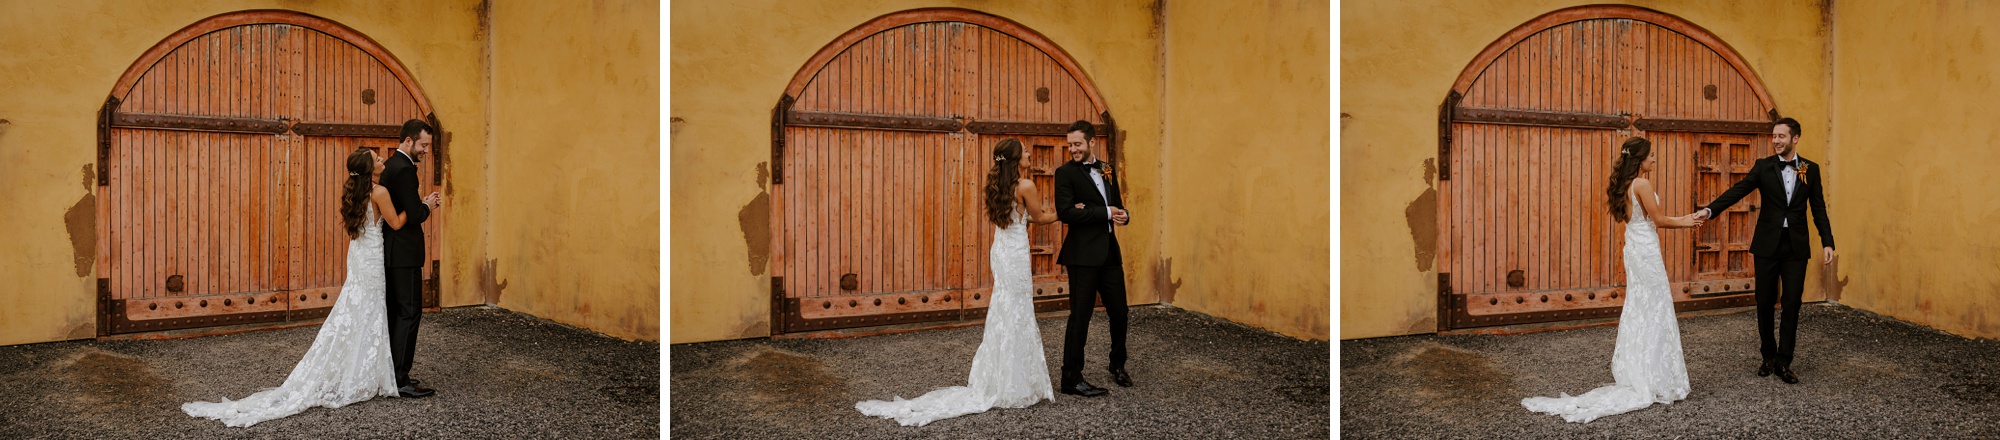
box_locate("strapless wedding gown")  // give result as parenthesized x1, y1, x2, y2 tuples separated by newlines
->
(1521, 192, 1690, 423)
(183, 205, 398, 427)
(855, 208, 1054, 426)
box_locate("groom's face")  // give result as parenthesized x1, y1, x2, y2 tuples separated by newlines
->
(400, 131, 434, 158)
(1065, 130, 1092, 163)
(1771, 125, 1796, 157)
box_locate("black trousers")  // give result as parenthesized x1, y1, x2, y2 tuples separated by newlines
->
(386, 267, 424, 387)
(1753, 230, 1808, 368)
(1061, 238, 1128, 379)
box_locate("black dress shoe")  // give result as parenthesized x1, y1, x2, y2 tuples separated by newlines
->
(1776, 367, 1800, 384)
(1108, 367, 1132, 387)
(408, 378, 422, 387)
(398, 385, 436, 398)
(1060, 379, 1107, 397)
(1758, 359, 1774, 377)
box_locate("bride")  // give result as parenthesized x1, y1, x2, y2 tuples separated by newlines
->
(183, 148, 422, 427)
(855, 138, 1059, 426)
(1522, 137, 1703, 423)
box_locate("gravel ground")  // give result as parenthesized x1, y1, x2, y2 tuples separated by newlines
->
(670, 305, 1331, 439)
(1341, 303, 2000, 438)
(0, 306, 659, 439)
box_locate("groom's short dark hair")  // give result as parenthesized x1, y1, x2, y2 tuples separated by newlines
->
(1067, 120, 1094, 139)
(399, 119, 433, 143)
(1774, 118, 1802, 137)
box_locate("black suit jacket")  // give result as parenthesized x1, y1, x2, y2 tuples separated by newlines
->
(1054, 161, 1127, 267)
(380, 150, 430, 268)
(1701, 155, 1834, 260)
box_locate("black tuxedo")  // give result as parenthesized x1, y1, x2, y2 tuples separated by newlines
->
(1701, 154, 1835, 369)
(380, 149, 429, 387)
(1053, 160, 1129, 380)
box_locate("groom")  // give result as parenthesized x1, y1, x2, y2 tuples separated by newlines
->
(1054, 120, 1132, 397)
(1692, 117, 1835, 385)
(385, 119, 442, 398)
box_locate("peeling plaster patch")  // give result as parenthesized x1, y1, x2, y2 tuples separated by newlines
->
(670, 117, 685, 142)
(1340, 112, 1352, 131)
(740, 165, 772, 276)
(1406, 159, 1439, 272)
(1823, 257, 1850, 302)
(479, 258, 509, 305)
(1154, 257, 1183, 304)
(66, 165, 96, 277)
(755, 162, 769, 191)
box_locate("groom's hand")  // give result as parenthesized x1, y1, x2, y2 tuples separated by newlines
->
(1823, 247, 1836, 265)
(1692, 208, 1711, 221)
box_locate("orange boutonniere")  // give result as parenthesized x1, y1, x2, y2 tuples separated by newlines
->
(1101, 163, 1116, 181)
(1796, 162, 1810, 180)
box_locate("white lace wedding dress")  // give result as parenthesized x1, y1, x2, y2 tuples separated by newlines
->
(855, 208, 1054, 426)
(183, 204, 398, 427)
(1521, 192, 1690, 423)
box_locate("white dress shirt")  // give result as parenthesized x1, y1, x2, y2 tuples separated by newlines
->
(1086, 159, 1113, 232)
(1779, 154, 1798, 227)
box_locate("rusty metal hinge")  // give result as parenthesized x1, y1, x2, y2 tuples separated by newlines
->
(426, 113, 446, 186)
(770, 276, 786, 335)
(97, 97, 119, 186)
(1437, 91, 1461, 181)
(1436, 272, 1453, 331)
(771, 95, 793, 185)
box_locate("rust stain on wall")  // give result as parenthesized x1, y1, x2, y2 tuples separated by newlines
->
(479, 258, 509, 305)
(66, 164, 96, 277)
(1153, 257, 1183, 303)
(1405, 159, 1439, 272)
(740, 162, 772, 276)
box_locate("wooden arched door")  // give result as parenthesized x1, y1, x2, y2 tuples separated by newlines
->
(1436, 5, 1771, 330)
(95, 11, 447, 335)
(769, 9, 1118, 334)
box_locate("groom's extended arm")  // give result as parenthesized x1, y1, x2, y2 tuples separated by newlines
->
(1809, 168, 1834, 250)
(1701, 162, 1763, 218)
(1054, 168, 1108, 225)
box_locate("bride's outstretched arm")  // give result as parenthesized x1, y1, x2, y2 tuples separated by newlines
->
(370, 185, 409, 230)
(1015, 179, 1059, 225)
(1633, 178, 1702, 229)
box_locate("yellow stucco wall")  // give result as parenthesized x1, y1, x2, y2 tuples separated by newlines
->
(670, 0, 1169, 343)
(1826, 1, 2000, 340)
(0, 0, 493, 347)
(0, 0, 663, 346)
(487, 0, 661, 341)
(1341, 0, 1834, 339)
(1157, 0, 1331, 341)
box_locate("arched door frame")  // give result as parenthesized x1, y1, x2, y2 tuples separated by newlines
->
(767, 8, 1117, 335)
(95, 10, 445, 336)
(1435, 5, 1779, 331)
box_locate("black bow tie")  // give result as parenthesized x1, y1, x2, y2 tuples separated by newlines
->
(1776, 158, 1796, 169)
(1079, 161, 1102, 170)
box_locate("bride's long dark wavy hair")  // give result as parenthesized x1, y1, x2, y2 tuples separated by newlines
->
(1605, 136, 1653, 222)
(983, 138, 1026, 227)
(339, 148, 375, 239)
